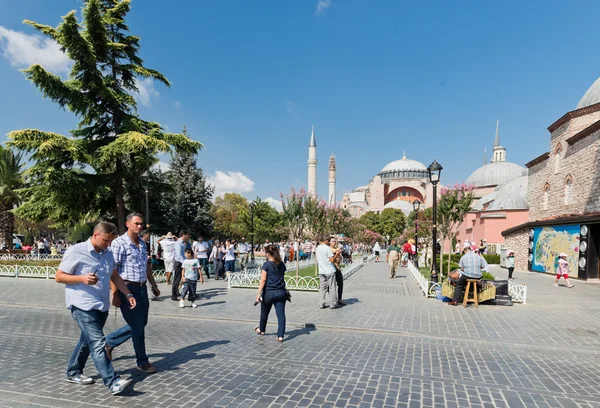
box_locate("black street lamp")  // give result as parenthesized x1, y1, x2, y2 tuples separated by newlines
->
(141, 171, 150, 231)
(412, 199, 421, 268)
(249, 201, 256, 263)
(427, 160, 443, 282)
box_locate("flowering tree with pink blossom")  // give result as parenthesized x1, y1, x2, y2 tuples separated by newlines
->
(437, 184, 475, 277)
(280, 188, 308, 280)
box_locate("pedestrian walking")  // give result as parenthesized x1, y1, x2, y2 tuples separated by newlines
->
(330, 237, 345, 306)
(507, 251, 515, 280)
(555, 253, 575, 288)
(55, 222, 134, 395)
(209, 240, 225, 280)
(105, 213, 160, 374)
(386, 239, 401, 278)
(224, 239, 236, 281)
(157, 232, 176, 285)
(170, 231, 190, 300)
(316, 235, 340, 309)
(373, 241, 381, 262)
(255, 245, 288, 342)
(192, 236, 210, 279)
(180, 248, 203, 308)
(238, 237, 250, 269)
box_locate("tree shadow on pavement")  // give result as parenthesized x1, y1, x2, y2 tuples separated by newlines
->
(117, 340, 230, 395)
(342, 298, 360, 305)
(198, 301, 226, 307)
(196, 287, 228, 300)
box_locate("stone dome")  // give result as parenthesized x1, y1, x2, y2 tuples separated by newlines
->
(577, 77, 600, 109)
(487, 176, 528, 210)
(381, 155, 427, 173)
(473, 191, 498, 211)
(466, 161, 527, 187)
(383, 200, 414, 215)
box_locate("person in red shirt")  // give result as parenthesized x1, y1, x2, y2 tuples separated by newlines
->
(401, 241, 412, 267)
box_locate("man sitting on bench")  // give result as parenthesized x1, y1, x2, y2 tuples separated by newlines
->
(448, 246, 486, 306)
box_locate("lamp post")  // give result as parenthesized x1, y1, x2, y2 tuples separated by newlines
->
(427, 160, 443, 282)
(141, 171, 150, 231)
(249, 201, 256, 263)
(412, 199, 421, 268)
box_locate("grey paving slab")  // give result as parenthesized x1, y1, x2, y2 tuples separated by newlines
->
(0, 260, 599, 407)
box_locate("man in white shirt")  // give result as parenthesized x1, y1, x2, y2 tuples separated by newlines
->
(316, 235, 340, 310)
(193, 236, 210, 279)
(157, 232, 176, 285)
(237, 237, 250, 270)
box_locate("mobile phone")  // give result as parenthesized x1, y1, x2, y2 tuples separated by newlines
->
(91, 270, 97, 276)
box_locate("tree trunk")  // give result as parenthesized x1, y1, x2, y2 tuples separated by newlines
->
(447, 235, 453, 276)
(296, 239, 300, 283)
(439, 243, 444, 281)
(0, 204, 14, 249)
(115, 175, 126, 234)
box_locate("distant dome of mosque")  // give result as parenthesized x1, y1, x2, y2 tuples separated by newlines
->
(383, 200, 414, 215)
(577, 77, 600, 109)
(380, 154, 427, 173)
(466, 161, 527, 188)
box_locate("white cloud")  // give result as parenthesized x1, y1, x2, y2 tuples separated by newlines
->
(133, 77, 159, 108)
(264, 197, 283, 212)
(0, 25, 72, 74)
(208, 170, 255, 197)
(315, 0, 332, 15)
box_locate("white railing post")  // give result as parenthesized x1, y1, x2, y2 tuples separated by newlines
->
(15, 265, 19, 278)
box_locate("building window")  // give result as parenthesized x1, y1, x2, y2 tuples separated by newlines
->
(543, 184, 550, 210)
(564, 176, 573, 205)
(554, 144, 562, 174)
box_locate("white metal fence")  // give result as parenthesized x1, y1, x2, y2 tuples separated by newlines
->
(229, 254, 375, 291)
(0, 254, 63, 261)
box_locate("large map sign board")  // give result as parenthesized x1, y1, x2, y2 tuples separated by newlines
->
(531, 225, 580, 277)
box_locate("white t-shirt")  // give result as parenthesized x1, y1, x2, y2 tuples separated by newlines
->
(193, 241, 209, 259)
(316, 244, 336, 275)
(160, 239, 176, 260)
(225, 245, 235, 261)
(279, 244, 287, 260)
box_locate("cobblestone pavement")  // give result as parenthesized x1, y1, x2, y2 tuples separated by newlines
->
(1, 262, 600, 407)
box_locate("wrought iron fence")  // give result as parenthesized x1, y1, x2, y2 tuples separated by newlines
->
(0, 254, 63, 261)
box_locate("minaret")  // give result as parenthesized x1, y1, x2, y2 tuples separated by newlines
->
(307, 126, 317, 195)
(328, 154, 336, 206)
(483, 147, 487, 165)
(491, 121, 506, 163)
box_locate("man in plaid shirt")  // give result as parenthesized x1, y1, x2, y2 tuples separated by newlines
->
(448, 246, 486, 306)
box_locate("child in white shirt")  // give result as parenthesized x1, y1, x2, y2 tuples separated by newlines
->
(180, 249, 203, 308)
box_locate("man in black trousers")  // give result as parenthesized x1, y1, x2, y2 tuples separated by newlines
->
(171, 230, 190, 301)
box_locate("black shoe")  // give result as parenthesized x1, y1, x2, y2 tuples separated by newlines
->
(171, 297, 179, 301)
(319, 305, 328, 309)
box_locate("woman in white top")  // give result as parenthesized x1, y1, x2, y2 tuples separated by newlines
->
(372, 241, 381, 262)
(224, 239, 236, 281)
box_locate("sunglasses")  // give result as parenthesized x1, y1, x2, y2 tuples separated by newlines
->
(132, 222, 144, 226)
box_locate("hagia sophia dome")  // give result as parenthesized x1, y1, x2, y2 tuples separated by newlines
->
(380, 155, 427, 173)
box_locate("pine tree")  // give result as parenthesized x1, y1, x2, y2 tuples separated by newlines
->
(7, 0, 200, 232)
(168, 127, 214, 238)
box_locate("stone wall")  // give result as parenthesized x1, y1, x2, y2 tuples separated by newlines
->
(528, 128, 600, 221)
(503, 229, 529, 271)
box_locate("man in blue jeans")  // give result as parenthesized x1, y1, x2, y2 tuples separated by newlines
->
(55, 221, 135, 395)
(105, 213, 161, 373)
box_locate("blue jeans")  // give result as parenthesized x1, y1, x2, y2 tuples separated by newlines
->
(67, 307, 119, 388)
(105, 283, 150, 367)
(259, 289, 287, 338)
(225, 260, 235, 272)
(198, 258, 209, 279)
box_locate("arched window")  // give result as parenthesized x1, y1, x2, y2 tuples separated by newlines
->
(543, 183, 550, 210)
(554, 144, 563, 174)
(564, 176, 573, 205)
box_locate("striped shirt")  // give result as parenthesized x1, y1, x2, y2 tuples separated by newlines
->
(459, 251, 485, 279)
(111, 232, 148, 283)
(59, 239, 115, 312)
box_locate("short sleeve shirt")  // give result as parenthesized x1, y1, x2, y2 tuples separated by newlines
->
(459, 252, 484, 279)
(262, 261, 287, 291)
(193, 241, 209, 259)
(160, 239, 176, 260)
(182, 259, 200, 281)
(111, 232, 148, 283)
(59, 240, 115, 312)
(316, 244, 336, 275)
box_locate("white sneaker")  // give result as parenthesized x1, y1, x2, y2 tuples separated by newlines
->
(179, 300, 185, 308)
(66, 373, 95, 385)
(111, 377, 132, 395)
(191, 302, 198, 308)
(553, 283, 559, 287)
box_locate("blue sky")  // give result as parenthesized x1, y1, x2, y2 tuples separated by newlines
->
(1, 0, 599, 208)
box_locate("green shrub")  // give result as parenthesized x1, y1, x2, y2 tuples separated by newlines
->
(482, 271, 496, 280)
(483, 254, 500, 264)
(0, 260, 61, 267)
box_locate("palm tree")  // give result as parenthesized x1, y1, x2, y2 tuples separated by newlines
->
(0, 146, 24, 248)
